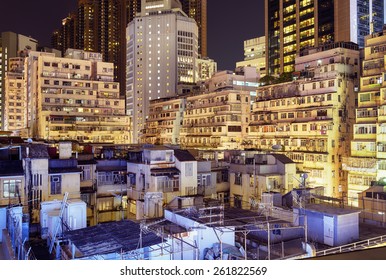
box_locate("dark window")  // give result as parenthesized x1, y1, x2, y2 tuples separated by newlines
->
(50, 175, 62, 195)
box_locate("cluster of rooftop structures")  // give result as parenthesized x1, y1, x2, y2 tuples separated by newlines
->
(0, 139, 385, 260)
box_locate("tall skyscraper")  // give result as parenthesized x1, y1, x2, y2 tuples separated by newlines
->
(180, 0, 207, 58)
(52, 0, 207, 98)
(126, 0, 198, 143)
(51, 13, 77, 55)
(52, 0, 130, 98)
(0, 32, 38, 130)
(265, 0, 384, 75)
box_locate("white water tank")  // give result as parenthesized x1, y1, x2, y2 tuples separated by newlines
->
(59, 142, 72, 159)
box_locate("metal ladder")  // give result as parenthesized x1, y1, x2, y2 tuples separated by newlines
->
(49, 192, 69, 254)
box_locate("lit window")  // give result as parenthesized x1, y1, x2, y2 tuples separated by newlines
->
(3, 180, 21, 198)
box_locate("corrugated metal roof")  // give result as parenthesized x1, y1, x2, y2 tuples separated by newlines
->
(64, 220, 164, 257)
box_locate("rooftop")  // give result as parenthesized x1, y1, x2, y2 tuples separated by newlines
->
(64, 220, 164, 258)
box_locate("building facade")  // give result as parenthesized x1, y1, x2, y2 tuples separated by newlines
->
(142, 96, 186, 145)
(180, 89, 251, 150)
(343, 30, 386, 206)
(127, 147, 198, 220)
(265, 0, 384, 75)
(250, 42, 360, 198)
(3, 57, 27, 136)
(4, 49, 130, 143)
(228, 152, 297, 209)
(196, 57, 217, 81)
(0, 32, 38, 130)
(126, 0, 198, 143)
(180, 0, 207, 58)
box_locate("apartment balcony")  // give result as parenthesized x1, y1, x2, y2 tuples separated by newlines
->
(187, 132, 212, 137)
(127, 186, 145, 201)
(301, 85, 337, 96)
(187, 100, 229, 110)
(353, 133, 376, 141)
(342, 157, 377, 173)
(356, 116, 378, 123)
(377, 134, 386, 142)
(377, 151, 386, 159)
(156, 178, 179, 193)
(351, 140, 376, 157)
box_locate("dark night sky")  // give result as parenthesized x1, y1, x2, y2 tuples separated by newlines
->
(0, 0, 265, 71)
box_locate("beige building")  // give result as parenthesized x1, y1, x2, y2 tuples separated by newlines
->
(250, 42, 360, 198)
(5, 49, 130, 143)
(180, 89, 251, 150)
(236, 36, 266, 78)
(142, 96, 186, 145)
(343, 30, 386, 206)
(197, 57, 217, 81)
(3, 57, 27, 136)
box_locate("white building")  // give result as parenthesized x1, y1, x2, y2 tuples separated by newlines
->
(126, 0, 198, 143)
(127, 147, 199, 220)
(236, 36, 266, 78)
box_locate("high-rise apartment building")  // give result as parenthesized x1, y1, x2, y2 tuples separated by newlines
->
(126, 0, 198, 143)
(265, 0, 384, 75)
(51, 13, 77, 56)
(180, 89, 251, 150)
(0, 32, 38, 130)
(343, 28, 386, 206)
(236, 36, 266, 78)
(250, 42, 360, 198)
(4, 49, 130, 143)
(3, 57, 26, 136)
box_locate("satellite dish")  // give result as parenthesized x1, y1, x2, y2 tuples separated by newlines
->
(27, 138, 33, 143)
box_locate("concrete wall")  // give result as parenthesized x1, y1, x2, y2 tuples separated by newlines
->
(301, 209, 359, 247)
(176, 160, 198, 195)
(335, 214, 359, 245)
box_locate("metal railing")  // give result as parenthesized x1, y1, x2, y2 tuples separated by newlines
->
(315, 235, 386, 257)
